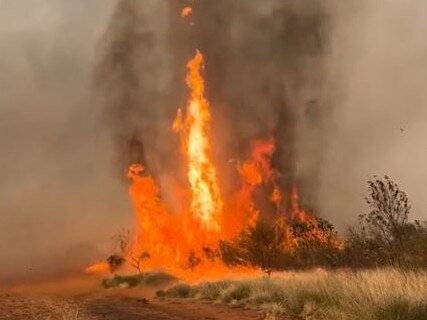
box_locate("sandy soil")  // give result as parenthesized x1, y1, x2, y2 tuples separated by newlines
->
(0, 277, 264, 320)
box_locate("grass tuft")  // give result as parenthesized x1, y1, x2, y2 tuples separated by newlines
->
(158, 283, 193, 298)
(159, 269, 427, 320)
(374, 299, 427, 320)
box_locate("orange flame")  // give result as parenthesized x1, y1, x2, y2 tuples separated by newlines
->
(84, 262, 109, 275)
(181, 6, 192, 18)
(104, 50, 258, 281)
(174, 50, 223, 231)
(82, 4, 343, 280)
(85, 47, 339, 279)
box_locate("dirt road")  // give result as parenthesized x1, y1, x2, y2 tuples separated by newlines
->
(0, 290, 263, 320)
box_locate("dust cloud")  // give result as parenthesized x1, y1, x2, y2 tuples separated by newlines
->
(0, 0, 127, 284)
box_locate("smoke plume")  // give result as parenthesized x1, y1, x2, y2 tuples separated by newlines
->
(98, 0, 331, 214)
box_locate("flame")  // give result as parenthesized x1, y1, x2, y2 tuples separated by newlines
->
(84, 262, 109, 275)
(85, 49, 339, 279)
(174, 50, 223, 232)
(291, 184, 310, 221)
(239, 137, 282, 206)
(289, 186, 343, 249)
(82, 6, 344, 281)
(222, 138, 280, 236)
(181, 6, 192, 18)
(93, 49, 257, 281)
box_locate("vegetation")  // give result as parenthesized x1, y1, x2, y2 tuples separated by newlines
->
(219, 176, 427, 271)
(219, 216, 342, 270)
(108, 228, 151, 273)
(103, 176, 425, 274)
(157, 269, 427, 320)
(105, 176, 427, 319)
(102, 271, 177, 289)
(343, 176, 427, 269)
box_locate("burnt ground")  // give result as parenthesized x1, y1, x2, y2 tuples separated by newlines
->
(0, 278, 265, 320)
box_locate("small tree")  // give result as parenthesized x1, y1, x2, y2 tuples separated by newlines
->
(219, 215, 341, 270)
(128, 251, 151, 273)
(111, 229, 150, 273)
(344, 176, 427, 268)
(219, 220, 288, 270)
(288, 216, 342, 268)
(362, 176, 411, 248)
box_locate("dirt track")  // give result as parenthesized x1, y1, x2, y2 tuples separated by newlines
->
(0, 286, 263, 320)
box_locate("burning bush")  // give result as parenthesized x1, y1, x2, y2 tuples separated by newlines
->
(219, 214, 342, 271)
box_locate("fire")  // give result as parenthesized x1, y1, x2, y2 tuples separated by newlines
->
(173, 51, 223, 232)
(238, 137, 282, 208)
(83, 6, 341, 281)
(181, 6, 192, 18)
(84, 262, 110, 274)
(109, 50, 256, 281)
(290, 184, 316, 222)
(86, 131, 337, 279)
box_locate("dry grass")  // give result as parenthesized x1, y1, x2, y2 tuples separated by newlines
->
(158, 269, 427, 320)
(0, 295, 81, 320)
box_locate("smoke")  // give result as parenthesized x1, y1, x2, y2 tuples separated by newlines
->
(98, 0, 330, 214)
(94, 0, 178, 176)
(99, 0, 427, 227)
(0, 0, 129, 284)
(192, 1, 330, 210)
(319, 0, 427, 228)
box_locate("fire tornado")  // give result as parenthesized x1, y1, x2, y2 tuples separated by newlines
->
(174, 50, 223, 231)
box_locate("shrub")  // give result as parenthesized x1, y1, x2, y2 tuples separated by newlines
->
(158, 283, 193, 298)
(102, 274, 144, 288)
(102, 271, 177, 289)
(343, 176, 427, 269)
(142, 272, 177, 287)
(219, 216, 341, 270)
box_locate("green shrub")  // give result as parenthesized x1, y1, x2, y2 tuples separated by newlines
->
(102, 271, 177, 289)
(228, 283, 252, 301)
(102, 274, 144, 288)
(141, 272, 177, 287)
(160, 283, 193, 298)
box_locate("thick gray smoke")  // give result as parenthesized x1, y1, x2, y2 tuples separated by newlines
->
(1, 0, 427, 283)
(98, 0, 330, 215)
(94, 0, 179, 176)
(190, 1, 330, 212)
(90, 0, 427, 227)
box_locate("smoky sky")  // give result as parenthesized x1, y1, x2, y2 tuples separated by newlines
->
(0, 0, 127, 284)
(319, 0, 427, 228)
(97, 0, 330, 213)
(1, 0, 427, 283)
